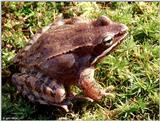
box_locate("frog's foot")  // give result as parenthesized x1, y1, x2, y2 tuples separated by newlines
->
(100, 85, 116, 98)
(100, 91, 115, 99)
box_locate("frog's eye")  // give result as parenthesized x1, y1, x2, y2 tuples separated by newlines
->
(103, 35, 113, 46)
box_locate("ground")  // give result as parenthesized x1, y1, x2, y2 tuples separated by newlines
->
(2, 2, 160, 120)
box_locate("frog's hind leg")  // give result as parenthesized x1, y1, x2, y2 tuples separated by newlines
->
(12, 72, 69, 112)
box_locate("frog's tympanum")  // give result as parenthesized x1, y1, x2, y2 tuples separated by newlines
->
(12, 16, 128, 111)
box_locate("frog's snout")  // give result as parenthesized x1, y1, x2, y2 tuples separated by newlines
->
(121, 24, 128, 32)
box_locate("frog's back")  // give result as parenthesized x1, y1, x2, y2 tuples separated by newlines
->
(14, 22, 102, 67)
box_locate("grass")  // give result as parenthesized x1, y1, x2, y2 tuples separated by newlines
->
(2, 2, 160, 120)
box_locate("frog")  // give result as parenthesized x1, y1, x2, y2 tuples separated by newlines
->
(12, 15, 128, 112)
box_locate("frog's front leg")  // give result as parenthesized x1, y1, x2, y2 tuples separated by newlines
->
(79, 67, 113, 101)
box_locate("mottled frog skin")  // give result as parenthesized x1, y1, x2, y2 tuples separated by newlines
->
(12, 16, 128, 111)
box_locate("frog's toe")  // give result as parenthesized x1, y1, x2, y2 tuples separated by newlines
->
(60, 104, 69, 112)
(105, 85, 115, 92)
(101, 91, 116, 99)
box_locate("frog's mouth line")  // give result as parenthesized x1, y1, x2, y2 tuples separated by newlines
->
(91, 31, 128, 65)
(114, 31, 128, 41)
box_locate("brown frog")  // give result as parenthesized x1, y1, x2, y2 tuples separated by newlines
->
(12, 16, 128, 111)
